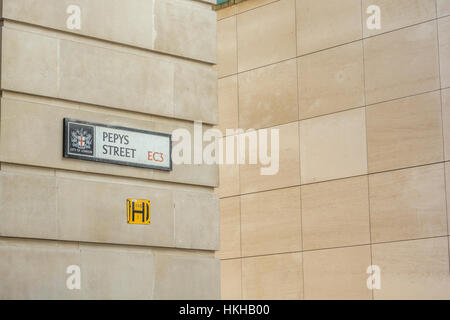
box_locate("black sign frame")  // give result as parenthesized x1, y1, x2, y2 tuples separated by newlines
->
(63, 118, 172, 171)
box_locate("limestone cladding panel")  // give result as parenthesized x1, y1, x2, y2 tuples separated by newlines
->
(372, 237, 450, 299)
(438, 0, 450, 17)
(237, 0, 278, 13)
(220, 259, 242, 300)
(439, 16, 450, 89)
(237, 0, 297, 72)
(1, 0, 216, 63)
(239, 121, 301, 193)
(0, 97, 218, 187)
(363, 21, 440, 105)
(242, 252, 303, 300)
(0, 238, 220, 299)
(299, 108, 368, 184)
(362, 0, 436, 37)
(301, 176, 370, 250)
(296, 0, 362, 55)
(443, 88, 450, 161)
(217, 16, 237, 78)
(446, 162, 450, 234)
(215, 197, 241, 259)
(153, 252, 220, 300)
(1, 27, 218, 124)
(0, 168, 219, 250)
(366, 91, 443, 173)
(298, 42, 364, 120)
(303, 246, 372, 300)
(369, 164, 447, 243)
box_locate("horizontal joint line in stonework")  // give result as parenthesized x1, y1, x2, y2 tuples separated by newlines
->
(218, 235, 450, 261)
(3, 18, 215, 66)
(218, 16, 448, 79)
(217, 88, 447, 135)
(218, 160, 450, 199)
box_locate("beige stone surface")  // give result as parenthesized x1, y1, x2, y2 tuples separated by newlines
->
(216, 197, 241, 259)
(2, 0, 216, 63)
(299, 108, 367, 184)
(216, 134, 240, 197)
(215, 0, 450, 301)
(296, 0, 362, 55)
(437, 0, 450, 17)
(364, 21, 440, 105)
(369, 164, 447, 243)
(237, 0, 296, 72)
(0, 238, 220, 300)
(216, 158, 240, 197)
(241, 187, 301, 257)
(153, 253, 220, 300)
(80, 244, 154, 300)
(0, 240, 81, 300)
(1, 27, 58, 98)
(57, 177, 175, 247)
(174, 61, 218, 124)
(447, 163, 450, 234)
(298, 42, 364, 120)
(0, 171, 58, 240)
(59, 38, 174, 118)
(362, 0, 436, 37)
(0, 0, 220, 301)
(301, 176, 370, 250)
(239, 59, 298, 129)
(242, 253, 303, 300)
(217, 5, 236, 20)
(443, 89, 450, 161)
(221, 259, 242, 300)
(153, 0, 216, 63)
(240, 122, 301, 193)
(0, 164, 218, 250)
(60, 178, 218, 250)
(174, 190, 219, 250)
(366, 91, 443, 173)
(1, 27, 217, 124)
(0, 97, 218, 187)
(303, 246, 372, 300)
(237, 0, 278, 13)
(372, 237, 450, 299)
(439, 16, 450, 88)
(217, 16, 237, 78)
(217, 75, 239, 134)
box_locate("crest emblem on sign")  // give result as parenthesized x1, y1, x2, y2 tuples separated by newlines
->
(65, 121, 95, 157)
(71, 128, 93, 150)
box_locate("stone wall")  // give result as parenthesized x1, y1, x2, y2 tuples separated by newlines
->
(0, 0, 220, 299)
(216, 0, 450, 300)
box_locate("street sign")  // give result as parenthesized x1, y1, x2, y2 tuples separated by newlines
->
(63, 118, 172, 171)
